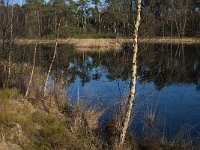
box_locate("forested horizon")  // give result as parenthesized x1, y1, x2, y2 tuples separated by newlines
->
(1, 0, 200, 39)
(0, 0, 200, 39)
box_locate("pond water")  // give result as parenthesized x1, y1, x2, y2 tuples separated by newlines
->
(7, 43, 200, 140)
(65, 44, 200, 139)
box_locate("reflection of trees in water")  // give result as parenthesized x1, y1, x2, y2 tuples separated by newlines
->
(4, 44, 200, 91)
(66, 44, 200, 90)
(0, 44, 71, 90)
(66, 49, 132, 86)
(138, 44, 200, 90)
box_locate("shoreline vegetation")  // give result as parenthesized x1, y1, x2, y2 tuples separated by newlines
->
(0, 89, 199, 150)
(1, 37, 200, 48)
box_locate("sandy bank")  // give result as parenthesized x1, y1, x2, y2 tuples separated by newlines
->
(9, 37, 200, 47)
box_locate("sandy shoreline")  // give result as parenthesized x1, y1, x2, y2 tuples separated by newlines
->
(2, 37, 200, 47)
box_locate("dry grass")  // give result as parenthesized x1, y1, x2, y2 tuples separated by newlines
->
(0, 89, 104, 150)
(139, 100, 200, 150)
(103, 98, 139, 150)
(8, 37, 200, 49)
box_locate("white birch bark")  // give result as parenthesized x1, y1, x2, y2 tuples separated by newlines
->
(83, 7, 87, 32)
(25, 44, 37, 97)
(119, 0, 142, 147)
(5, 0, 14, 87)
(9, 0, 14, 76)
(44, 42, 58, 97)
(25, 8, 41, 97)
(43, 21, 61, 97)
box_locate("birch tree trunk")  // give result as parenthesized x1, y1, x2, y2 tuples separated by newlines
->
(43, 21, 61, 97)
(119, 0, 142, 147)
(37, 11, 41, 38)
(98, 14, 101, 33)
(25, 44, 37, 97)
(4, 1, 14, 88)
(83, 8, 87, 32)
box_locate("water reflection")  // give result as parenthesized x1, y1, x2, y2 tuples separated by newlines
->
(2, 43, 200, 138)
(138, 44, 200, 90)
(9, 43, 200, 90)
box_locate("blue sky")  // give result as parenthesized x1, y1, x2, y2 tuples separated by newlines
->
(13, 0, 49, 5)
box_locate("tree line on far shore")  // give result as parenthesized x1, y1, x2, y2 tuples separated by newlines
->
(0, 0, 200, 39)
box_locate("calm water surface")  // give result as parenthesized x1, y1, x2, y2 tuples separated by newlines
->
(66, 44, 200, 138)
(11, 43, 200, 138)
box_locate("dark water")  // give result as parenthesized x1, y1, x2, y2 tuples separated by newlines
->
(65, 44, 200, 139)
(5, 43, 200, 139)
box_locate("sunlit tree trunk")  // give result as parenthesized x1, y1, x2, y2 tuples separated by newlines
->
(98, 14, 101, 33)
(119, 0, 142, 147)
(4, 1, 14, 88)
(83, 7, 87, 32)
(113, 21, 117, 34)
(173, 1, 188, 38)
(37, 11, 41, 37)
(44, 21, 61, 97)
(25, 44, 37, 97)
(182, 8, 187, 37)
(2, 6, 7, 88)
(25, 7, 41, 97)
(76, 13, 79, 28)
(44, 43, 58, 97)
